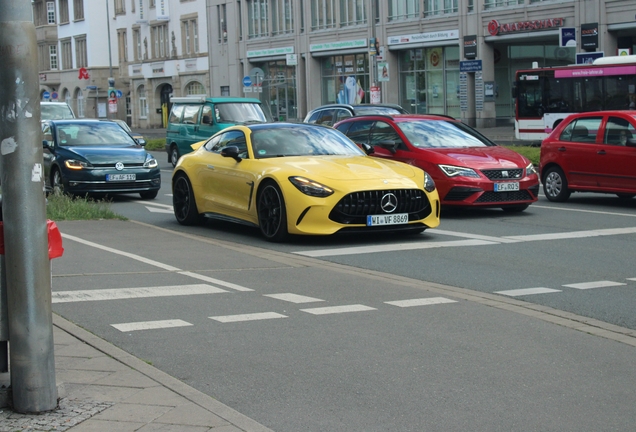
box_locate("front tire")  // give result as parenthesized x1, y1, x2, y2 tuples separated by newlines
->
(257, 182, 288, 242)
(543, 167, 571, 202)
(170, 145, 180, 168)
(140, 190, 158, 200)
(172, 174, 201, 225)
(51, 168, 65, 195)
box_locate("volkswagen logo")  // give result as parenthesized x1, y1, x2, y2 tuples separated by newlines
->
(115, 162, 125, 171)
(381, 193, 398, 213)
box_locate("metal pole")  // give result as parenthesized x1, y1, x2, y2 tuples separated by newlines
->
(0, 0, 57, 413)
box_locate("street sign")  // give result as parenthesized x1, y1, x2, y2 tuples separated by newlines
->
(286, 54, 298, 66)
(243, 76, 252, 87)
(42, 91, 50, 100)
(116, 90, 123, 98)
(51, 92, 58, 100)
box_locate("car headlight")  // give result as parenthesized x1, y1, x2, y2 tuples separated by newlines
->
(289, 176, 334, 197)
(438, 164, 480, 178)
(526, 162, 537, 177)
(64, 159, 92, 170)
(424, 172, 436, 193)
(144, 154, 158, 168)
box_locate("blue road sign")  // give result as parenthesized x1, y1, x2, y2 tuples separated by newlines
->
(116, 90, 123, 98)
(42, 91, 50, 100)
(243, 76, 252, 87)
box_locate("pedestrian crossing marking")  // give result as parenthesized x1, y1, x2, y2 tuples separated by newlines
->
(111, 319, 192, 332)
(563, 280, 626, 290)
(264, 293, 324, 303)
(494, 288, 562, 297)
(178, 271, 254, 292)
(384, 297, 457, 307)
(300, 304, 376, 315)
(52, 284, 228, 303)
(209, 312, 287, 323)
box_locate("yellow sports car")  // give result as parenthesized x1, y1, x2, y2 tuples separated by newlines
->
(172, 123, 440, 242)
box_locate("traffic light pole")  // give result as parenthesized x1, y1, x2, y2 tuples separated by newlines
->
(0, 0, 57, 413)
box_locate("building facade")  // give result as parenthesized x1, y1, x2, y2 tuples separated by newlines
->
(37, 0, 636, 129)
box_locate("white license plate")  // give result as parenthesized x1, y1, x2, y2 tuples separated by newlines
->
(494, 182, 519, 192)
(106, 174, 136, 181)
(367, 213, 408, 226)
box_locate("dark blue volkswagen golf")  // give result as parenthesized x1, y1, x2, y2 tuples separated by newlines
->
(42, 119, 161, 199)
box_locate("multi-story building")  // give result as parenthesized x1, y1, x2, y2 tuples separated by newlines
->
(36, 0, 636, 129)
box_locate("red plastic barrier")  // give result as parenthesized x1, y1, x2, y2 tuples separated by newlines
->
(0, 220, 64, 259)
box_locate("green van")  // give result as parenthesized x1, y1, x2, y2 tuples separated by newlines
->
(165, 96, 271, 166)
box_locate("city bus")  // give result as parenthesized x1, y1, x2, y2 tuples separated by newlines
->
(513, 55, 636, 141)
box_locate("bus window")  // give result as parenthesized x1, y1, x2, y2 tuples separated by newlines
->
(517, 78, 543, 118)
(545, 77, 573, 113)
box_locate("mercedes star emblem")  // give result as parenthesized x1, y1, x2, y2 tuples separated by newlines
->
(381, 193, 398, 213)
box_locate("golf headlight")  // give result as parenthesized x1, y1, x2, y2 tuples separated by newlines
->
(439, 164, 480, 178)
(289, 176, 334, 197)
(424, 172, 436, 192)
(64, 159, 92, 170)
(144, 154, 158, 168)
(526, 162, 537, 176)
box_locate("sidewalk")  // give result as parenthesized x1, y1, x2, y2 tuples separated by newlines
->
(0, 314, 273, 431)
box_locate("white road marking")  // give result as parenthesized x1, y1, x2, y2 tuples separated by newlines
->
(111, 319, 192, 332)
(494, 287, 562, 297)
(132, 200, 173, 210)
(300, 304, 376, 315)
(179, 271, 254, 292)
(146, 206, 173, 213)
(209, 312, 287, 323)
(294, 227, 636, 257)
(61, 234, 256, 292)
(563, 280, 627, 290)
(627, 278, 636, 281)
(384, 297, 457, 307)
(264, 293, 324, 303)
(62, 233, 181, 271)
(52, 284, 227, 303)
(295, 239, 495, 257)
(532, 204, 636, 218)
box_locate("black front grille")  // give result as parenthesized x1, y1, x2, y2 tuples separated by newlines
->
(481, 169, 523, 180)
(71, 179, 156, 191)
(475, 190, 533, 203)
(444, 187, 481, 201)
(330, 189, 431, 224)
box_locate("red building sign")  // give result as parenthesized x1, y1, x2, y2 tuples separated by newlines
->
(488, 18, 565, 36)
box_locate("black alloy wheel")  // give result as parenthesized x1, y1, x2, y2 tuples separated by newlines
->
(172, 174, 201, 225)
(257, 181, 288, 242)
(543, 166, 571, 202)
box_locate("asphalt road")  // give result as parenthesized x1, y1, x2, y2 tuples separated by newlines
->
(48, 150, 636, 431)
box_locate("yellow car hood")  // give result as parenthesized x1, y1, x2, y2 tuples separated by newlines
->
(267, 155, 419, 181)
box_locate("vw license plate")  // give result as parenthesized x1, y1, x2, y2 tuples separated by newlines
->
(367, 213, 408, 226)
(106, 174, 136, 181)
(494, 182, 519, 192)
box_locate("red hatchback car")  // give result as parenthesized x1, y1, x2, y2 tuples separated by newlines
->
(540, 111, 636, 202)
(334, 114, 539, 212)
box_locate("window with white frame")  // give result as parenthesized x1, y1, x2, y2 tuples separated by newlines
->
(484, 0, 523, 9)
(217, 5, 227, 43)
(47, 2, 56, 24)
(61, 39, 72, 69)
(311, 0, 336, 30)
(64, 90, 71, 106)
(59, 0, 69, 23)
(76, 88, 85, 118)
(247, 0, 269, 38)
(272, 0, 293, 35)
(151, 24, 169, 58)
(467, 0, 474, 12)
(150, 0, 155, 7)
(182, 17, 199, 53)
(115, 0, 125, 15)
(133, 28, 142, 60)
(73, 0, 84, 20)
(49, 45, 58, 70)
(131, 0, 135, 12)
(126, 93, 132, 116)
(340, 0, 365, 26)
(75, 36, 87, 68)
(138, 86, 148, 118)
(423, 0, 458, 16)
(388, 0, 419, 20)
(186, 81, 205, 95)
(118, 30, 128, 62)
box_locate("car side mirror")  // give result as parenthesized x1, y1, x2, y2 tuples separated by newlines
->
(376, 140, 400, 154)
(221, 145, 242, 162)
(43, 140, 52, 149)
(359, 142, 374, 155)
(136, 138, 147, 146)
